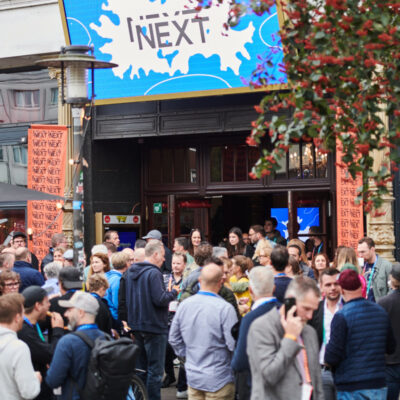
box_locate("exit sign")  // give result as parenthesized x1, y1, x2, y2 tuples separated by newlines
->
(153, 203, 162, 214)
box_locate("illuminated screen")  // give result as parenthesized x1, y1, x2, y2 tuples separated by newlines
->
(60, 0, 286, 102)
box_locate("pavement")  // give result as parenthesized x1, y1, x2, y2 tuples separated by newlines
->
(161, 365, 186, 400)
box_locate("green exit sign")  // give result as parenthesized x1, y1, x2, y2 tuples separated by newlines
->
(153, 203, 162, 214)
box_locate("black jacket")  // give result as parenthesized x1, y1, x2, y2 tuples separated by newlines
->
(91, 293, 113, 334)
(18, 320, 64, 400)
(309, 299, 324, 348)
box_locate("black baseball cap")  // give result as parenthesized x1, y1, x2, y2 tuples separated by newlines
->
(22, 286, 48, 308)
(59, 267, 83, 290)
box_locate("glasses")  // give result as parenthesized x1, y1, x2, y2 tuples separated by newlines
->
(4, 282, 20, 287)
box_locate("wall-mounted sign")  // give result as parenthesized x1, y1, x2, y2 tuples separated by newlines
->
(103, 215, 141, 225)
(153, 203, 162, 214)
(60, 0, 286, 104)
(27, 125, 68, 262)
(336, 148, 364, 249)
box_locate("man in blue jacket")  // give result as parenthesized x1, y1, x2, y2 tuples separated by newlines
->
(231, 266, 278, 400)
(45, 291, 103, 400)
(325, 269, 396, 400)
(13, 247, 44, 291)
(124, 239, 178, 400)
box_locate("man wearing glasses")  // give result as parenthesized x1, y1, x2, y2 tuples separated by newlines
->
(12, 232, 40, 271)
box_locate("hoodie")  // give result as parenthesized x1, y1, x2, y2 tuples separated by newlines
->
(125, 261, 177, 334)
(0, 326, 40, 400)
(105, 269, 122, 321)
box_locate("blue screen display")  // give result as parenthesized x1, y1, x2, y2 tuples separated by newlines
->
(61, 0, 286, 102)
(271, 207, 320, 239)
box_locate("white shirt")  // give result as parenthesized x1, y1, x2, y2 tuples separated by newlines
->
(252, 296, 276, 310)
(319, 299, 341, 364)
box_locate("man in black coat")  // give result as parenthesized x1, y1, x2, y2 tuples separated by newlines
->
(50, 267, 84, 324)
(18, 286, 65, 400)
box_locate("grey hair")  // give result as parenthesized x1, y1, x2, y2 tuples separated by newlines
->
(249, 267, 274, 297)
(145, 239, 164, 258)
(285, 276, 320, 300)
(91, 244, 108, 255)
(43, 261, 63, 279)
(212, 246, 228, 259)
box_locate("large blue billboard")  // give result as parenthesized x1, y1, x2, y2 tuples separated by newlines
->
(60, 0, 286, 103)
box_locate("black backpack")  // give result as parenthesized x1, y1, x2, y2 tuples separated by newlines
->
(72, 331, 139, 400)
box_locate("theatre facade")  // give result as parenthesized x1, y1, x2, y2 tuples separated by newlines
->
(57, 0, 396, 259)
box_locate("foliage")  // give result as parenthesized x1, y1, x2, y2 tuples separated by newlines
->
(199, 0, 400, 211)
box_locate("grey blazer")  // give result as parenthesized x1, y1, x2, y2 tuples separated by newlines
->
(372, 256, 392, 301)
(247, 308, 324, 400)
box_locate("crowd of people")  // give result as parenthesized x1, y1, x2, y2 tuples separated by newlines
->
(0, 220, 399, 400)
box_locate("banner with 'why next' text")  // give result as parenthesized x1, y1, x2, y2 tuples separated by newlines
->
(27, 125, 68, 263)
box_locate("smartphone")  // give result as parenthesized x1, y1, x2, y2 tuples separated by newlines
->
(284, 297, 296, 318)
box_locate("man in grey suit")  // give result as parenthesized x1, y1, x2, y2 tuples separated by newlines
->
(247, 276, 324, 400)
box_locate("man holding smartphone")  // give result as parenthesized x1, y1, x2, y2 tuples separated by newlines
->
(247, 276, 324, 400)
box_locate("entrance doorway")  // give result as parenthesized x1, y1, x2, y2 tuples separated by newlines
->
(145, 191, 333, 256)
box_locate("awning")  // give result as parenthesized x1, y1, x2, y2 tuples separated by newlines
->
(0, 124, 28, 145)
(0, 182, 64, 202)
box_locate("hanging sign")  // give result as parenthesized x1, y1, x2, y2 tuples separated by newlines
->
(59, 0, 286, 104)
(103, 215, 141, 225)
(27, 125, 68, 262)
(336, 147, 364, 249)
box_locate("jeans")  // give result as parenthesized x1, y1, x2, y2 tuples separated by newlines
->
(337, 387, 387, 400)
(134, 332, 167, 400)
(321, 368, 336, 400)
(386, 364, 400, 400)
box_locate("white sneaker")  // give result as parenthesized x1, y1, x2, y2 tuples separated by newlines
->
(176, 390, 188, 399)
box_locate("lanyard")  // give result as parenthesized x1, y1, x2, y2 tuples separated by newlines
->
(76, 324, 98, 331)
(67, 289, 77, 294)
(275, 273, 286, 277)
(198, 291, 218, 297)
(365, 256, 378, 297)
(24, 317, 45, 342)
(314, 242, 323, 256)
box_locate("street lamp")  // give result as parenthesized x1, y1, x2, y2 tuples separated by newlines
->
(36, 46, 117, 269)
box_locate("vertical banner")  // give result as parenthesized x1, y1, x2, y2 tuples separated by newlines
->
(336, 148, 364, 249)
(27, 125, 68, 263)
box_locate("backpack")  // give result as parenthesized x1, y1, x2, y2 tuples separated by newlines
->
(72, 331, 139, 400)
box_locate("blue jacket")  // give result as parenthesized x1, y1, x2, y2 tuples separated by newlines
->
(13, 261, 44, 292)
(46, 327, 104, 400)
(325, 297, 396, 391)
(231, 299, 279, 373)
(105, 270, 122, 320)
(125, 261, 177, 334)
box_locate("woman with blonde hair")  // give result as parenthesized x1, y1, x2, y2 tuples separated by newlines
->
(254, 239, 273, 266)
(336, 246, 367, 297)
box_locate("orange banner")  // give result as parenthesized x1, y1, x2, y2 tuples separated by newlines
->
(336, 148, 364, 249)
(27, 125, 68, 263)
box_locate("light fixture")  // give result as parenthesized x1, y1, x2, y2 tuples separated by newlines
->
(36, 45, 117, 106)
(36, 45, 117, 268)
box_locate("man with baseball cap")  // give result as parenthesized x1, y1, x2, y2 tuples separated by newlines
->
(18, 286, 64, 400)
(325, 269, 396, 399)
(142, 229, 172, 272)
(50, 267, 83, 323)
(378, 262, 400, 400)
(46, 291, 103, 399)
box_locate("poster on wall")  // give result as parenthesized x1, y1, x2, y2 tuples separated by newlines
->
(27, 125, 68, 262)
(336, 148, 364, 250)
(60, 0, 286, 103)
